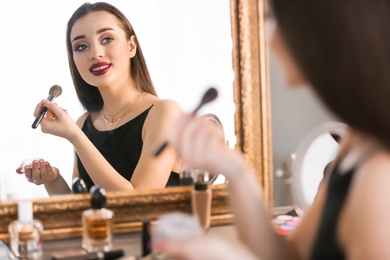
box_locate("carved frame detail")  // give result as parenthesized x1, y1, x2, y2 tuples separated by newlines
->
(231, 0, 273, 210)
(0, 0, 272, 241)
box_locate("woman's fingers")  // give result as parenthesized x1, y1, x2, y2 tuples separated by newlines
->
(24, 164, 34, 182)
(39, 160, 54, 181)
(168, 114, 226, 171)
(22, 159, 56, 185)
(153, 235, 253, 260)
(30, 160, 42, 184)
(33, 100, 45, 117)
(43, 100, 63, 117)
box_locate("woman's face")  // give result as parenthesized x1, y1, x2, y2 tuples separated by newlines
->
(70, 11, 136, 88)
(271, 26, 306, 87)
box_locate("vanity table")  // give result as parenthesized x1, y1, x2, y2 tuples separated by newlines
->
(42, 206, 294, 259)
(42, 224, 238, 260)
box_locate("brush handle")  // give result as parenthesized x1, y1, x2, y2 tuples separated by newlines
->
(31, 95, 55, 129)
(31, 106, 48, 129)
(153, 142, 168, 157)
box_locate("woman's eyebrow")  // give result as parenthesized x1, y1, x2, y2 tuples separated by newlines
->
(71, 27, 115, 43)
(96, 27, 114, 35)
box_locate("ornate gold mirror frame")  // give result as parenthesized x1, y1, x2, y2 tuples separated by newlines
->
(0, 0, 272, 242)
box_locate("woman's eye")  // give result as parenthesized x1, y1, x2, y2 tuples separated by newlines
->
(102, 37, 113, 44)
(74, 44, 87, 52)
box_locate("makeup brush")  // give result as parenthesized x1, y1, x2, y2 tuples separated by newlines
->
(153, 87, 218, 157)
(31, 84, 63, 129)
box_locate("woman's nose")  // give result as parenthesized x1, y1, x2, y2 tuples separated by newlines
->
(88, 44, 104, 60)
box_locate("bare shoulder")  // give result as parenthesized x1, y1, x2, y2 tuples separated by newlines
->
(148, 99, 182, 119)
(152, 99, 182, 112)
(142, 99, 182, 140)
(355, 150, 390, 188)
(75, 112, 89, 128)
(352, 151, 390, 214)
(344, 150, 390, 258)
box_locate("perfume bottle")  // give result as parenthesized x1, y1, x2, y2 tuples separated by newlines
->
(191, 181, 212, 229)
(8, 200, 43, 259)
(71, 177, 88, 194)
(82, 186, 114, 252)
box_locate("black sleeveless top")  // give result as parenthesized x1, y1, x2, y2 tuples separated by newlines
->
(77, 105, 180, 191)
(309, 164, 354, 260)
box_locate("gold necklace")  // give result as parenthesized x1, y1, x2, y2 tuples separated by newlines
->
(102, 92, 142, 130)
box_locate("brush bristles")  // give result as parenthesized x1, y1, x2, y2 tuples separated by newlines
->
(50, 85, 63, 98)
(204, 87, 218, 103)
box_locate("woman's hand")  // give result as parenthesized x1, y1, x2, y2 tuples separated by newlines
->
(34, 100, 78, 140)
(167, 114, 245, 180)
(152, 234, 257, 260)
(16, 159, 60, 185)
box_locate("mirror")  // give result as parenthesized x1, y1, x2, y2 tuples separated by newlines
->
(290, 121, 348, 215)
(0, 0, 272, 241)
(1, 0, 235, 201)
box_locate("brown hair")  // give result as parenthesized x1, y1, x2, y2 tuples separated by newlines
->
(271, 0, 390, 148)
(66, 2, 156, 112)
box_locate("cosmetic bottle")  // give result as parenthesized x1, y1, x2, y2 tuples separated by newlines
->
(8, 200, 43, 259)
(141, 219, 151, 257)
(82, 186, 114, 252)
(191, 181, 212, 229)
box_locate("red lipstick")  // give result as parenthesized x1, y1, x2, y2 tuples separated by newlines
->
(89, 62, 111, 76)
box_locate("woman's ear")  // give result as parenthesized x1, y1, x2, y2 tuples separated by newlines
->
(128, 35, 137, 58)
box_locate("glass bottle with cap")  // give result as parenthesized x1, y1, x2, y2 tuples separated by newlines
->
(82, 186, 114, 252)
(8, 200, 43, 259)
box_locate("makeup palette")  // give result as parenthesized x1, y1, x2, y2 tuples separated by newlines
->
(272, 215, 302, 236)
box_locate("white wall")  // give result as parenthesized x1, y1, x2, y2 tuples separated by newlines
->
(264, 18, 338, 207)
(0, 0, 234, 200)
(269, 52, 337, 206)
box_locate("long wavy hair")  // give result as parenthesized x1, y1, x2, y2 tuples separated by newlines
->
(271, 0, 390, 149)
(66, 2, 156, 112)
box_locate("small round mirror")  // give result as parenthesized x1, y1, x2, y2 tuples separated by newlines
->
(291, 121, 348, 215)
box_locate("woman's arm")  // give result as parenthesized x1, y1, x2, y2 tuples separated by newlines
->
(165, 114, 330, 260)
(43, 167, 71, 195)
(130, 99, 182, 190)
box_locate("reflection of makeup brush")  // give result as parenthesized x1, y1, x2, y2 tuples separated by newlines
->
(31, 85, 62, 129)
(153, 87, 218, 157)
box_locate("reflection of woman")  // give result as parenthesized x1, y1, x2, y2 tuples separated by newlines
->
(17, 2, 182, 194)
(154, 1, 390, 259)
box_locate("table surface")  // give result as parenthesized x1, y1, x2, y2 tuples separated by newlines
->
(42, 224, 238, 260)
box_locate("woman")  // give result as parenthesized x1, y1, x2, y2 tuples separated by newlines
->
(153, 1, 390, 259)
(17, 2, 182, 194)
